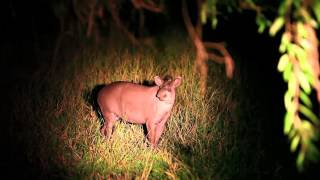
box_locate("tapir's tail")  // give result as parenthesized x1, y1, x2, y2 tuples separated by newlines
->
(89, 85, 105, 127)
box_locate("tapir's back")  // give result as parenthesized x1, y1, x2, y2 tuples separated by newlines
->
(97, 82, 121, 106)
(97, 82, 157, 123)
(98, 82, 154, 103)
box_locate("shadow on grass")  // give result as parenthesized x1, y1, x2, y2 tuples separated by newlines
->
(83, 84, 105, 127)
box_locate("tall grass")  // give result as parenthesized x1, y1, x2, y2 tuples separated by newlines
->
(10, 32, 261, 179)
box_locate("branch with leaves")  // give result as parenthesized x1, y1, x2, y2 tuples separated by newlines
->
(269, 0, 320, 171)
(199, 0, 320, 170)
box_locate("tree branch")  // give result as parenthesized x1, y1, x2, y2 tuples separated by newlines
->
(131, 0, 163, 13)
(182, 0, 208, 95)
(181, 0, 235, 95)
(204, 42, 235, 78)
(108, 0, 140, 46)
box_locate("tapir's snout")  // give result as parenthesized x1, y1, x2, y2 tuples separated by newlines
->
(156, 89, 173, 102)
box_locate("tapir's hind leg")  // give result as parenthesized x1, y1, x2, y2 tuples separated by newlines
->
(100, 111, 118, 138)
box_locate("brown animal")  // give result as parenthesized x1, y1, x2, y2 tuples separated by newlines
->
(97, 75, 182, 148)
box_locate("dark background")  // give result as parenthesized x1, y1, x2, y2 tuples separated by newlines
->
(2, 0, 319, 179)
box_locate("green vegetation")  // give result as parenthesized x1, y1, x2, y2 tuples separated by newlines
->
(10, 33, 263, 179)
(201, 0, 320, 169)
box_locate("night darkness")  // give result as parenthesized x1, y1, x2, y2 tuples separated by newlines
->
(2, 0, 320, 179)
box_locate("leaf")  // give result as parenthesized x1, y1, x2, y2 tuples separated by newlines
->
(299, 39, 311, 50)
(283, 62, 292, 81)
(258, 23, 266, 33)
(256, 14, 270, 34)
(296, 151, 305, 171)
(292, 44, 305, 56)
(281, 32, 291, 45)
(211, 18, 218, 29)
(284, 90, 294, 112)
(310, 19, 318, 28)
(311, 1, 320, 23)
(292, 0, 301, 9)
(290, 135, 300, 152)
(256, 14, 262, 24)
(299, 91, 312, 108)
(201, 4, 208, 24)
(293, 44, 307, 67)
(305, 72, 315, 85)
(286, 44, 294, 56)
(296, 22, 307, 38)
(288, 128, 296, 139)
(269, 17, 285, 36)
(284, 112, 294, 134)
(297, 71, 311, 94)
(301, 120, 313, 131)
(299, 105, 319, 125)
(279, 44, 286, 53)
(278, 54, 290, 72)
(299, 8, 313, 24)
(297, 47, 313, 76)
(279, 33, 291, 53)
(278, 0, 289, 16)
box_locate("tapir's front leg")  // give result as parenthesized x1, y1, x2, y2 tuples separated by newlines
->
(154, 113, 171, 147)
(146, 120, 157, 148)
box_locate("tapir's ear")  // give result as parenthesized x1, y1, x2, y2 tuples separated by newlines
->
(173, 76, 182, 88)
(154, 76, 163, 86)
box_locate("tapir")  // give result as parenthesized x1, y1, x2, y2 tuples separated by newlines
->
(97, 75, 182, 148)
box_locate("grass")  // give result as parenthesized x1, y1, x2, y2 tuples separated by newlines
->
(10, 31, 262, 179)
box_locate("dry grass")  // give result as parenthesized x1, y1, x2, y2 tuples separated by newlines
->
(10, 35, 246, 179)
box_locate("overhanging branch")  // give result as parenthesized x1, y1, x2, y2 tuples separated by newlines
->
(131, 0, 163, 13)
(181, 0, 235, 95)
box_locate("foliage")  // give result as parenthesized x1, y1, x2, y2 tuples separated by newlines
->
(270, 0, 320, 171)
(200, 0, 320, 170)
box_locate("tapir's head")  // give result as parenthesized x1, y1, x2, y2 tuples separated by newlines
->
(155, 75, 182, 103)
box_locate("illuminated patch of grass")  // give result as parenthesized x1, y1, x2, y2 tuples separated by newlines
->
(10, 33, 261, 179)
